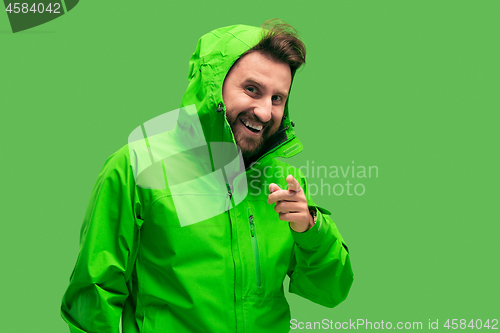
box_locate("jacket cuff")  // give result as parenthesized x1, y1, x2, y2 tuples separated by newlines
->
(290, 206, 327, 248)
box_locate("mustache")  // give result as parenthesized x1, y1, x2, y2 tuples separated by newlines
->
(238, 113, 273, 127)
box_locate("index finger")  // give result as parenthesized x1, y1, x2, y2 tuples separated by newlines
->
(286, 174, 302, 193)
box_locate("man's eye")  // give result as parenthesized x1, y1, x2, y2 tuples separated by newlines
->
(272, 95, 282, 102)
(246, 86, 256, 93)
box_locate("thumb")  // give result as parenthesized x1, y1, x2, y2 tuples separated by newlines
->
(269, 183, 281, 194)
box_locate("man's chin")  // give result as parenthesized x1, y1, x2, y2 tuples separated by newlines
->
(236, 139, 263, 161)
(239, 145, 260, 160)
(232, 126, 276, 161)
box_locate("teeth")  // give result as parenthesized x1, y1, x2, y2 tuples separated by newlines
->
(242, 118, 263, 131)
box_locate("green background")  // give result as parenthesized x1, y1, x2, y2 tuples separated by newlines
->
(1, 0, 498, 331)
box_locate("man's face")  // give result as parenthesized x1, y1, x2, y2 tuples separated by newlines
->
(222, 51, 292, 159)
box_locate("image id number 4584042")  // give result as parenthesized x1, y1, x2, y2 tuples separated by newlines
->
(5, 3, 61, 14)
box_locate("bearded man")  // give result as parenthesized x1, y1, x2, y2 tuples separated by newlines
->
(61, 19, 354, 333)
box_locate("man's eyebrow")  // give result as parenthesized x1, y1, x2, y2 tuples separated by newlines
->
(242, 78, 289, 98)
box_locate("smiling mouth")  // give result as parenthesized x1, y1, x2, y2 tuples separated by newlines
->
(240, 118, 263, 133)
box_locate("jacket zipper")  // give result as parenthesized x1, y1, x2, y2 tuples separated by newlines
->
(226, 186, 239, 332)
(248, 208, 262, 288)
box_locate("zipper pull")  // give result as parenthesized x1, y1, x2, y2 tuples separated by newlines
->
(249, 215, 255, 237)
(216, 102, 224, 113)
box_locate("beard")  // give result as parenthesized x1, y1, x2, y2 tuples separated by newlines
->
(228, 113, 278, 161)
(233, 130, 266, 160)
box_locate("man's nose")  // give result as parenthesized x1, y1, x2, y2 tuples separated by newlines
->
(253, 99, 272, 123)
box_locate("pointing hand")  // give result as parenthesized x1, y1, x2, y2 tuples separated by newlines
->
(267, 175, 314, 233)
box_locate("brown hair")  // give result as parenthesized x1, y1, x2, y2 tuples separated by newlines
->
(239, 19, 306, 76)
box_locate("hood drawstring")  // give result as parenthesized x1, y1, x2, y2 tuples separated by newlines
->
(276, 125, 290, 135)
(275, 115, 292, 135)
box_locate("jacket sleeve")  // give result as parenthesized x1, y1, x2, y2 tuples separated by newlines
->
(61, 146, 143, 333)
(287, 174, 354, 308)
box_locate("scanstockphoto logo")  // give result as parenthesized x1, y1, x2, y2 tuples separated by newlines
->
(128, 105, 248, 228)
(3, 0, 78, 33)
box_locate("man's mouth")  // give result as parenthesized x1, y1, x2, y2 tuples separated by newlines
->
(240, 118, 263, 133)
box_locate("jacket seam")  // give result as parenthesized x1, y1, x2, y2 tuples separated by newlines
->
(143, 193, 227, 220)
(242, 295, 285, 299)
(227, 31, 253, 48)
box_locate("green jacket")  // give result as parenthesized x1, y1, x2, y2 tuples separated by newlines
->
(61, 24, 353, 333)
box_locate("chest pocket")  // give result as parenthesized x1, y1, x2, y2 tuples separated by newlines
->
(242, 201, 294, 298)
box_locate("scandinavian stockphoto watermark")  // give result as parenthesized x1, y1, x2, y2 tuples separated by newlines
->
(127, 105, 378, 227)
(300, 160, 379, 197)
(248, 160, 379, 197)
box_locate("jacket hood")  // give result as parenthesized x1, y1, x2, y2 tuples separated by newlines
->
(180, 24, 303, 165)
